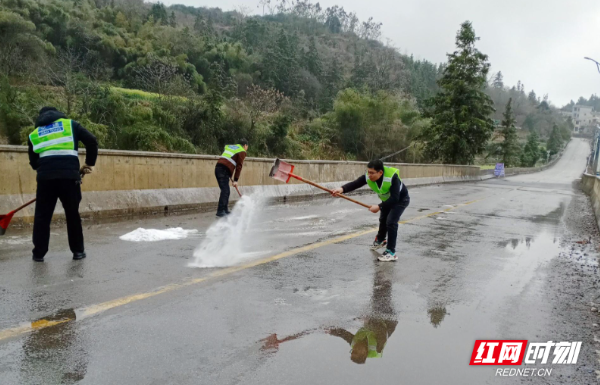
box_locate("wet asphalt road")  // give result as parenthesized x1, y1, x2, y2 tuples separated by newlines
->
(0, 138, 595, 385)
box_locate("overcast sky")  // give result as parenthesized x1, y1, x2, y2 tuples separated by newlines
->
(161, 0, 600, 107)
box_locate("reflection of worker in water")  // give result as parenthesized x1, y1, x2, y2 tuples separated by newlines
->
(260, 263, 398, 364)
(260, 330, 315, 353)
(21, 309, 87, 384)
(328, 264, 398, 364)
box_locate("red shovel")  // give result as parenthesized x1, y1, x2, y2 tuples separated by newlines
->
(0, 199, 36, 236)
(269, 158, 370, 209)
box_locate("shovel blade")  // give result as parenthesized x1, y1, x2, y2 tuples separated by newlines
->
(0, 212, 14, 236)
(269, 159, 295, 183)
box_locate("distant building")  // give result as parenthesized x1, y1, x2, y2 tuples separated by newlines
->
(558, 110, 572, 118)
(571, 105, 595, 134)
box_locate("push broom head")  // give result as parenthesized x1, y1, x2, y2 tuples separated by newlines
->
(269, 158, 295, 183)
(0, 212, 14, 236)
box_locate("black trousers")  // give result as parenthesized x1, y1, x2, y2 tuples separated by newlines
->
(376, 195, 410, 253)
(215, 165, 231, 213)
(32, 179, 84, 258)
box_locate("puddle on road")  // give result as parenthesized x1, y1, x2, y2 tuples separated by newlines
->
(527, 202, 566, 224)
(496, 237, 532, 249)
(254, 230, 564, 383)
(11, 309, 88, 385)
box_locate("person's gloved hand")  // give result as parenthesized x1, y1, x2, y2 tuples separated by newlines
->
(232, 181, 238, 188)
(80, 164, 94, 175)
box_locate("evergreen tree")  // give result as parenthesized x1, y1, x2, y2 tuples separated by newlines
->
(350, 47, 368, 88)
(547, 124, 563, 155)
(319, 55, 343, 111)
(422, 21, 495, 164)
(148, 3, 168, 25)
(305, 36, 322, 79)
(499, 98, 520, 167)
(492, 71, 504, 88)
(262, 30, 300, 96)
(528, 90, 537, 104)
(521, 131, 540, 167)
(169, 11, 176, 28)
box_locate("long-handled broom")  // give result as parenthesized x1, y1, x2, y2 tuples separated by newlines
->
(0, 199, 37, 236)
(269, 158, 370, 209)
(0, 172, 88, 236)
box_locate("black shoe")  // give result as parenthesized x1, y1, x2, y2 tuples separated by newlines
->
(216, 211, 227, 217)
(32, 255, 44, 262)
(73, 252, 86, 260)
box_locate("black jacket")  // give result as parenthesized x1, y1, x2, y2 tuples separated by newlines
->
(28, 110, 98, 181)
(342, 173, 409, 210)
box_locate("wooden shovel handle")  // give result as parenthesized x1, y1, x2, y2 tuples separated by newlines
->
(289, 174, 371, 209)
(230, 178, 242, 197)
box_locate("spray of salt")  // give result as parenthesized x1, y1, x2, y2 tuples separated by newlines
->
(189, 194, 267, 268)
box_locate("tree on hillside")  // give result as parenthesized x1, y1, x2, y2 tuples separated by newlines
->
(547, 124, 563, 155)
(169, 11, 176, 28)
(537, 100, 550, 111)
(492, 71, 504, 88)
(245, 84, 287, 140)
(319, 55, 343, 112)
(43, 49, 86, 115)
(421, 21, 495, 164)
(499, 98, 520, 167)
(0, 10, 49, 77)
(305, 36, 322, 79)
(528, 90, 537, 105)
(521, 131, 540, 167)
(262, 30, 300, 96)
(149, 3, 168, 25)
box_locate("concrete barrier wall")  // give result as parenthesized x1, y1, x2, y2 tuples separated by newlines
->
(582, 174, 600, 230)
(0, 145, 552, 225)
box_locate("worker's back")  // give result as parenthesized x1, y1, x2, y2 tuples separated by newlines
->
(28, 108, 98, 181)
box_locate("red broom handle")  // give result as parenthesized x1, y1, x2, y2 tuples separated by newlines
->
(289, 174, 371, 209)
(12, 199, 37, 214)
(9, 171, 86, 214)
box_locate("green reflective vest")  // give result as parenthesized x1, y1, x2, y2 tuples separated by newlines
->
(29, 118, 77, 158)
(220, 144, 246, 166)
(352, 328, 384, 359)
(366, 166, 402, 202)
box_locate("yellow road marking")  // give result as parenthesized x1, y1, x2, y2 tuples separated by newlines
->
(0, 197, 485, 342)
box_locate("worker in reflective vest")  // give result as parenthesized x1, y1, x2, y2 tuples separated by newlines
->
(215, 139, 248, 217)
(332, 159, 410, 262)
(27, 107, 98, 262)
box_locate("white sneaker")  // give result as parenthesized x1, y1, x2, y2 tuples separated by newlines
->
(378, 250, 398, 262)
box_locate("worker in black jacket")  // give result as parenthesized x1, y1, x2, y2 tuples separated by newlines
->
(27, 107, 98, 262)
(331, 159, 410, 262)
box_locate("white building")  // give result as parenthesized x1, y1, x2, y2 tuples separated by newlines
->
(572, 105, 594, 133)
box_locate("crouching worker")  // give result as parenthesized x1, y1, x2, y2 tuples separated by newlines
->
(331, 159, 410, 262)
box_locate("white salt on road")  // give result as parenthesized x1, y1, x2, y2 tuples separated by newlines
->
(120, 228, 198, 242)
